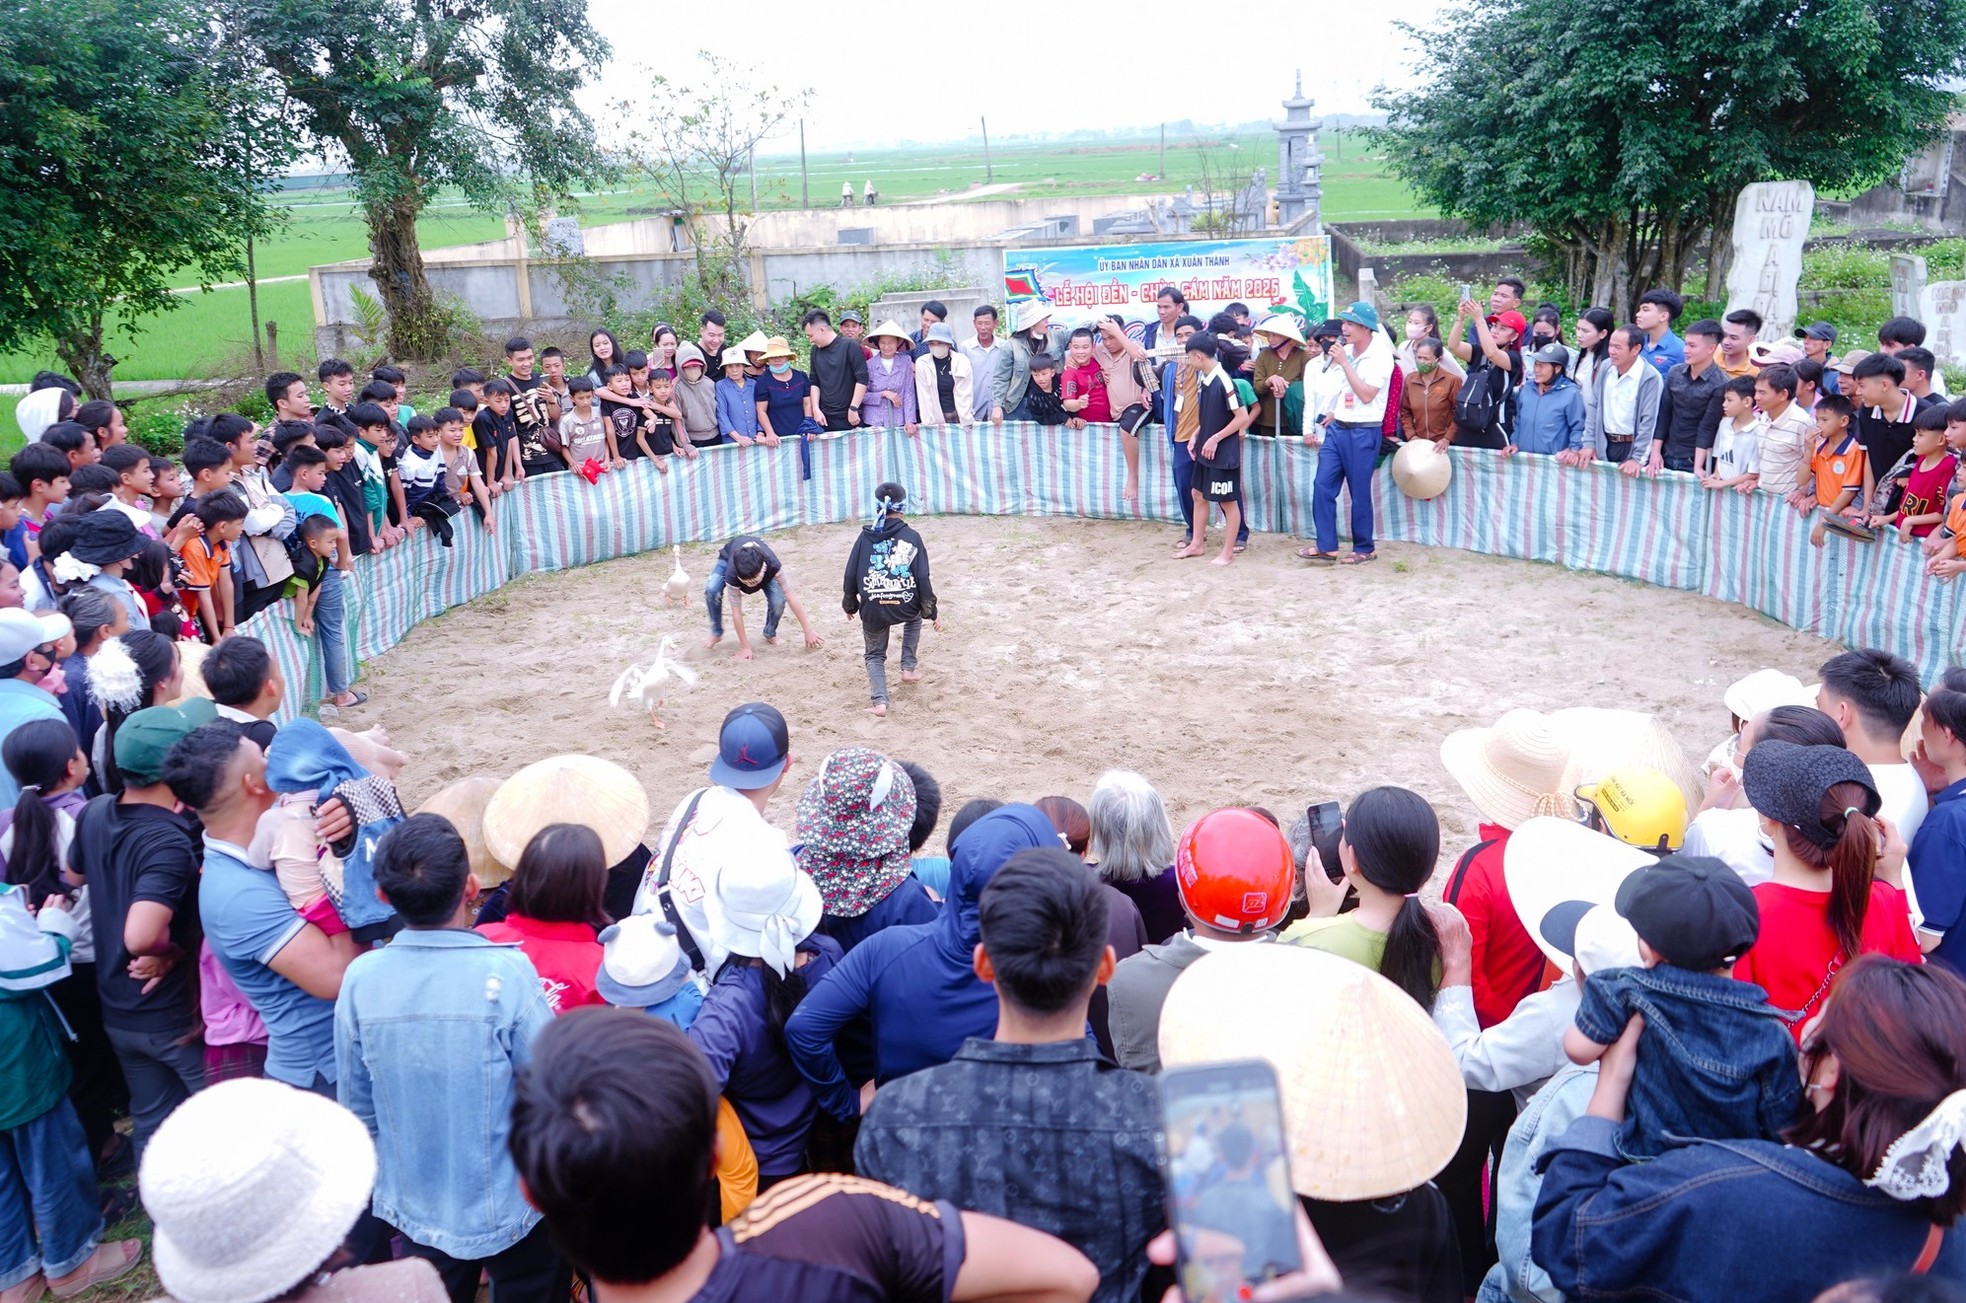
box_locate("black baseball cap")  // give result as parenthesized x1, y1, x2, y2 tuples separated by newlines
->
(1795, 322, 1838, 343)
(1614, 855, 1759, 970)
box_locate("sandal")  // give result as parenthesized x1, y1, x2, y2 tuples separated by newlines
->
(1295, 547, 1339, 562)
(1338, 551, 1378, 566)
(327, 690, 369, 708)
(48, 1241, 142, 1300)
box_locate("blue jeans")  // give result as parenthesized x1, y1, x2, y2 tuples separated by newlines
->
(315, 567, 352, 695)
(0, 1100, 102, 1288)
(1313, 421, 1380, 555)
(704, 564, 785, 641)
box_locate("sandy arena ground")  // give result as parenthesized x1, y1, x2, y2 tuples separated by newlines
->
(360, 517, 1840, 856)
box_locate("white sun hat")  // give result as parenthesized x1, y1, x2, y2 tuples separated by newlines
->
(1440, 708, 1576, 830)
(141, 1077, 376, 1303)
(1501, 816, 1650, 974)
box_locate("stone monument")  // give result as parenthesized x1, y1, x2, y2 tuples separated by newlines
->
(1892, 253, 1929, 322)
(1274, 73, 1324, 230)
(1919, 281, 1966, 368)
(1723, 180, 1814, 340)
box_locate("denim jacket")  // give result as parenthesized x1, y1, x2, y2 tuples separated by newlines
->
(1533, 1116, 1966, 1298)
(1572, 964, 1799, 1158)
(1478, 1063, 1595, 1303)
(334, 928, 550, 1259)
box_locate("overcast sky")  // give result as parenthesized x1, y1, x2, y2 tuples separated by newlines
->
(580, 1, 1440, 152)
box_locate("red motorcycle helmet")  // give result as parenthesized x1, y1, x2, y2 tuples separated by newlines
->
(1175, 808, 1295, 934)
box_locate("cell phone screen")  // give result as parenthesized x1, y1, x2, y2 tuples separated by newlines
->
(1161, 1060, 1302, 1301)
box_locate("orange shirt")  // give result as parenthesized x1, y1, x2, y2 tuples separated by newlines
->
(1810, 434, 1865, 510)
(1948, 490, 1966, 557)
(177, 535, 231, 591)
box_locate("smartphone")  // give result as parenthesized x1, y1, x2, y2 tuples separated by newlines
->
(1160, 1060, 1303, 1301)
(1305, 801, 1343, 882)
(1457, 281, 1472, 304)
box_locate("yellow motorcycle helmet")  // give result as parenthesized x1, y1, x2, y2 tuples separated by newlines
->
(1576, 767, 1687, 853)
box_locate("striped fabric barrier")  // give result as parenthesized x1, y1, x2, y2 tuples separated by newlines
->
(238, 423, 1966, 720)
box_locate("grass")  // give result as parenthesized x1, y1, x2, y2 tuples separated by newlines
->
(0, 130, 1429, 392)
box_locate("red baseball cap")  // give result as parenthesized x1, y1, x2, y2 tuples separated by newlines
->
(1487, 310, 1528, 336)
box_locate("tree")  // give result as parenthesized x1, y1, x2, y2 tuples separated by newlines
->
(235, 0, 609, 360)
(0, 0, 269, 397)
(614, 54, 812, 307)
(1376, 0, 1966, 314)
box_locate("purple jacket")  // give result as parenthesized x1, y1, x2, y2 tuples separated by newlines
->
(687, 935, 843, 1177)
(863, 354, 918, 428)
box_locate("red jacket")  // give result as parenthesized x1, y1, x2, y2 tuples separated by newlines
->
(1444, 826, 1557, 1027)
(476, 915, 605, 1014)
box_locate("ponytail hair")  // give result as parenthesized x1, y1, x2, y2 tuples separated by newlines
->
(1, 719, 79, 903)
(1344, 786, 1443, 1009)
(1777, 779, 1879, 959)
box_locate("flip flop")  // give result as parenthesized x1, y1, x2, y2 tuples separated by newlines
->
(1295, 548, 1339, 562)
(1338, 551, 1378, 566)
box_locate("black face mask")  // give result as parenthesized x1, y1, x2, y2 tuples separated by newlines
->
(1532, 330, 1556, 346)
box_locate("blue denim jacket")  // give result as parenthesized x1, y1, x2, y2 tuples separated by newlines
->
(1573, 964, 1799, 1159)
(1533, 1116, 1966, 1298)
(334, 928, 550, 1259)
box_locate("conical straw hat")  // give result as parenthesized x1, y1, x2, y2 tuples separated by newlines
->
(416, 775, 505, 885)
(1439, 708, 1576, 831)
(1549, 707, 1701, 816)
(1159, 944, 1467, 1202)
(483, 755, 650, 873)
(1391, 438, 1452, 500)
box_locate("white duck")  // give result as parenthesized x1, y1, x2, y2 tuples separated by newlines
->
(662, 547, 691, 607)
(609, 634, 700, 730)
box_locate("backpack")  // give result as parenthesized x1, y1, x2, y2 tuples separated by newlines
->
(0, 883, 71, 992)
(1454, 360, 1509, 438)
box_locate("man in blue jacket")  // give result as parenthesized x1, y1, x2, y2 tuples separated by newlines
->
(785, 803, 1057, 1121)
(1510, 343, 1587, 458)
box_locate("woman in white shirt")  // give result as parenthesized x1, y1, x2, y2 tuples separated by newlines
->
(1569, 307, 1615, 433)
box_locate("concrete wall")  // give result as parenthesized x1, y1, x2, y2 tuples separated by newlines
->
(309, 242, 1013, 357)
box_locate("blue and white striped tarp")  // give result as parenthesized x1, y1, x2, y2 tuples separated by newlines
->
(238, 425, 1966, 721)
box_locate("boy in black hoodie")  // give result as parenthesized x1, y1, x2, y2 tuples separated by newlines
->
(844, 482, 938, 717)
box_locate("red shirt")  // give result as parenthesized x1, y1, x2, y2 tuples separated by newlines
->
(1446, 826, 1558, 1027)
(1734, 881, 1922, 1042)
(476, 915, 605, 1014)
(1061, 361, 1111, 423)
(1901, 454, 1959, 535)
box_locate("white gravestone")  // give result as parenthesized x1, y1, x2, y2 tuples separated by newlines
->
(1724, 181, 1814, 341)
(1892, 254, 1929, 323)
(1918, 281, 1966, 369)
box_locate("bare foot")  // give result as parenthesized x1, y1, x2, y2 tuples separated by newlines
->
(764, 636, 781, 645)
(1210, 554, 1234, 567)
(1173, 543, 1206, 559)
(649, 715, 667, 731)
(899, 669, 922, 682)
(868, 702, 888, 717)
(1122, 484, 1139, 503)
(703, 635, 722, 650)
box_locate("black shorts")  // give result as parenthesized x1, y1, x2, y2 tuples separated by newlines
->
(1197, 465, 1241, 503)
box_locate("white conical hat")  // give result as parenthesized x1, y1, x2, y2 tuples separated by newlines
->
(1392, 439, 1452, 500)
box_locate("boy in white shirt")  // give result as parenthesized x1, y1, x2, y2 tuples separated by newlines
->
(1701, 376, 1763, 493)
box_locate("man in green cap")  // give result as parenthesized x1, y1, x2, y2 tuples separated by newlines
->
(67, 698, 217, 1157)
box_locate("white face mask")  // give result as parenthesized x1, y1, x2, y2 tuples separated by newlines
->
(1406, 321, 1427, 340)
(930, 345, 951, 360)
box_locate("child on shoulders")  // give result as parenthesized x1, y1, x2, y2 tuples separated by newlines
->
(1565, 855, 1800, 1160)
